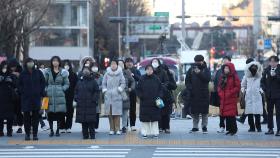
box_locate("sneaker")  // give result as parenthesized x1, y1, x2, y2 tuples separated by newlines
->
(257, 129, 262, 132)
(159, 129, 163, 133)
(202, 127, 208, 134)
(275, 131, 280, 136)
(66, 129, 71, 133)
(142, 135, 148, 139)
(122, 127, 127, 134)
(116, 131, 121, 135)
(16, 128, 22, 134)
(189, 128, 199, 133)
(217, 127, 225, 133)
(61, 129, 66, 133)
(265, 129, 274, 135)
(153, 135, 159, 139)
(186, 115, 192, 120)
(109, 131, 114, 135)
(131, 126, 137, 131)
(41, 126, 49, 131)
(165, 129, 171, 134)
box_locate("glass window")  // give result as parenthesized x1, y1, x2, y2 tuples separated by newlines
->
(33, 29, 88, 47)
(41, 1, 88, 27)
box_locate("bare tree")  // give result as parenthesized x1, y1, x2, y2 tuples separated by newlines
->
(0, 0, 50, 60)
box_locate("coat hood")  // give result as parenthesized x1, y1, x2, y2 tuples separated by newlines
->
(79, 56, 95, 70)
(222, 63, 236, 76)
(245, 61, 263, 78)
(106, 66, 122, 76)
(45, 68, 69, 78)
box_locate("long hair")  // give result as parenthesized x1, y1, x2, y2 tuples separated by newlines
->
(50, 56, 62, 70)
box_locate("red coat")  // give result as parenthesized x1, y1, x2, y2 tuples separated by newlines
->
(218, 63, 241, 117)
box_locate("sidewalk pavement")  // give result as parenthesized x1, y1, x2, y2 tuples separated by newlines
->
(1, 117, 279, 147)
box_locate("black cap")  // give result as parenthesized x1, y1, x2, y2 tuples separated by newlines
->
(246, 58, 254, 64)
(194, 55, 204, 62)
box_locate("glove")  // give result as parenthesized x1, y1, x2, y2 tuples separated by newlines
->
(102, 88, 107, 93)
(118, 87, 123, 92)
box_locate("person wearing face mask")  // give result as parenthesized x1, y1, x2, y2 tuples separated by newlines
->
(7, 59, 23, 134)
(18, 58, 45, 141)
(185, 55, 211, 134)
(150, 58, 170, 133)
(59, 60, 78, 133)
(44, 56, 69, 137)
(102, 59, 126, 135)
(91, 62, 103, 130)
(0, 61, 17, 137)
(241, 62, 263, 132)
(136, 65, 162, 138)
(75, 66, 99, 139)
(261, 56, 280, 136)
(218, 63, 240, 136)
(118, 60, 135, 134)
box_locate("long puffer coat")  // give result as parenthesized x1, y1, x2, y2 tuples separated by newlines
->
(218, 63, 241, 117)
(75, 74, 99, 123)
(122, 69, 135, 110)
(44, 68, 69, 113)
(241, 61, 263, 115)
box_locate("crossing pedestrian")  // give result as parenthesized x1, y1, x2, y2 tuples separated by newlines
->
(19, 58, 45, 140)
(75, 65, 99, 139)
(137, 65, 162, 138)
(241, 61, 263, 132)
(218, 63, 240, 136)
(102, 59, 126, 135)
(44, 56, 69, 137)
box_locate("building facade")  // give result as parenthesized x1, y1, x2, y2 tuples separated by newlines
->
(29, 0, 94, 60)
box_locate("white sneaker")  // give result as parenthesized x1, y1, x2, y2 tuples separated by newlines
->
(217, 127, 225, 133)
(131, 126, 137, 131)
(41, 126, 49, 131)
(186, 115, 192, 119)
(116, 131, 121, 135)
(66, 129, 71, 133)
(61, 129, 66, 133)
(109, 131, 114, 135)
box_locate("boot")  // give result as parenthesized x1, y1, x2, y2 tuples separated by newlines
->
(55, 129, 60, 137)
(25, 134, 31, 141)
(49, 130, 54, 137)
(33, 134, 38, 141)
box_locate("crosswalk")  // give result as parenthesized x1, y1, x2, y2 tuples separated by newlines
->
(0, 147, 131, 158)
(152, 147, 280, 158)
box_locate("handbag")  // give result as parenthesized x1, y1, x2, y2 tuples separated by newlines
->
(155, 97, 165, 109)
(240, 91, 246, 109)
(41, 97, 49, 110)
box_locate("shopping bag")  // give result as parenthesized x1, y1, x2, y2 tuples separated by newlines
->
(41, 97, 49, 110)
(155, 97, 165, 109)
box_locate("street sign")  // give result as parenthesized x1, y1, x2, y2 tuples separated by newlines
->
(264, 39, 272, 49)
(124, 36, 139, 43)
(257, 39, 264, 50)
(149, 25, 162, 30)
(154, 12, 169, 17)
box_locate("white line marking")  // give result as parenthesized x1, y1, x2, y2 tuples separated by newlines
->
(0, 156, 126, 158)
(153, 153, 279, 157)
(155, 150, 280, 154)
(0, 149, 131, 151)
(0, 152, 129, 155)
(156, 148, 280, 151)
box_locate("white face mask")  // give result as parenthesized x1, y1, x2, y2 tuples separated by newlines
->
(84, 63, 90, 67)
(2, 68, 7, 73)
(152, 62, 159, 69)
(92, 66, 98, 72)
(64, 65, 70, 71)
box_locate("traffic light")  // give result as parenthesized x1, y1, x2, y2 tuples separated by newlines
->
(104, 58, 110, 67)
(268, 16, 280, 21)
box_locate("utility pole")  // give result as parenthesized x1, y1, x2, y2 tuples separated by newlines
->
(182, 0, 186, 42)
(118, 0, 121, 57)
(125, 0, 130, 57)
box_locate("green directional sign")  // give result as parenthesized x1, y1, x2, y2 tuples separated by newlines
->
(154, 12, 169, 17)
(149, 25, 162, 30)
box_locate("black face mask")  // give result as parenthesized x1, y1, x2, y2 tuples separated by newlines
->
(249, 65, 258, 76)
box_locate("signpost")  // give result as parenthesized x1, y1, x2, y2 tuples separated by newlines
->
(154, 12, 169, 17)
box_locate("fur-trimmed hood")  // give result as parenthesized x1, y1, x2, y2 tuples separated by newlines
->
(106, 66, 122, 76)
(79, 56, 95, 70)
(245, 61, 263, 78)
(45, 68, 69, 78)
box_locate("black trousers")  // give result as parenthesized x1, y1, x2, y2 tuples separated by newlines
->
(248, 114, 261, 130)
(0, 118, 13, 133)
(262, 94, 268, 121)
(129, 92, 137, 127)
(60, 102, 74, 129)
(15, 107, 23, 126)
(81, 122, 95, 138)
(267, 98, 280, 131)
(219, 116, 226, 128)
(159, 114, 170, 130)
(23, 110, 40, 136)
(95, 114, 100, 129)
(225, 116, 237, 133)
